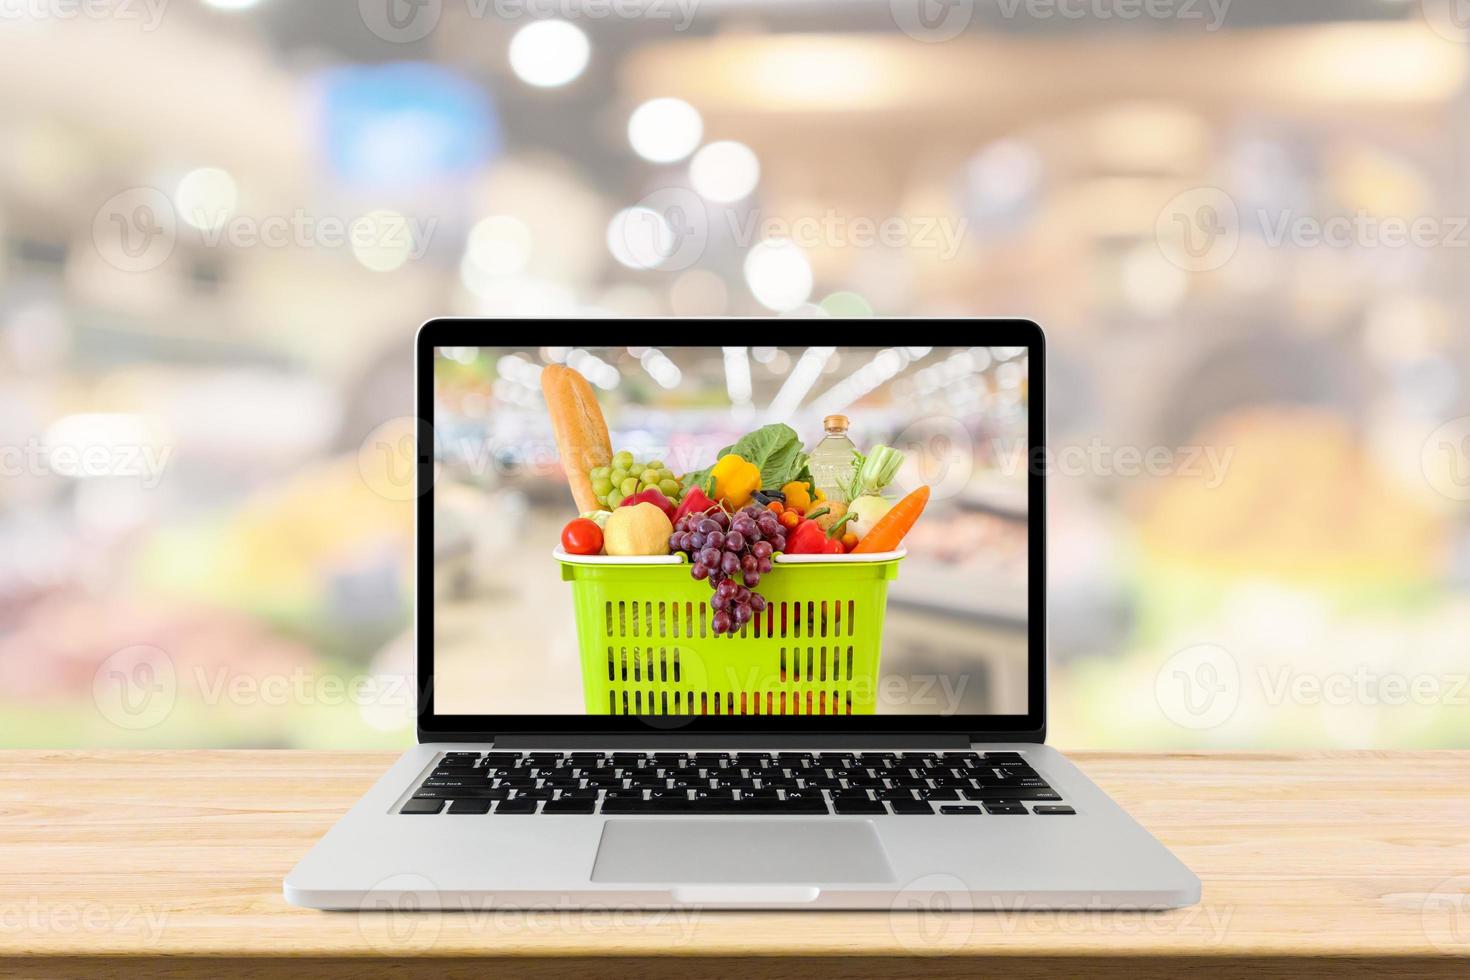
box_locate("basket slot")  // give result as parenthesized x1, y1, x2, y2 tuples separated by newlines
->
(818, 645, 826, 682)
(793, 601, 801, 638)
(699, 604, 707, 638)
(657, 602, 666, 638)
(847, 645, 854, 681)
(847, 600, 854, 636)
(605, 601, 614, 637)
(807, 601, 815, 639)
(606, 646, 615, 682)
(834, 599, 841, 637)
(644, 601, 653, 638)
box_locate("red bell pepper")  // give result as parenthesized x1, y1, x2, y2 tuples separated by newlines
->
(672, 486, 721, 525)
(785, 509, 854, 555)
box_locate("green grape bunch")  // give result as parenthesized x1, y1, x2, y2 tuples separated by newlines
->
(589, 450, 684, 509)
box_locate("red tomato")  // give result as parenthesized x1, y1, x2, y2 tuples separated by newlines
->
(561, 518, 604, 555)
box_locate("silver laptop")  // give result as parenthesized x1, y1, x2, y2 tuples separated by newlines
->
(285, 321, 1200, 911)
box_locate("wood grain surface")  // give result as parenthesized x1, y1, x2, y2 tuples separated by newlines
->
(0, 750, 1466, 978)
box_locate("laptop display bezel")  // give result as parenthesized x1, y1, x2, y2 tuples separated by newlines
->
(415, 320, 1046, 742)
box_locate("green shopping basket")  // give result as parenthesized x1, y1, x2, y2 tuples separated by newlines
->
(557, 550, 905, 716)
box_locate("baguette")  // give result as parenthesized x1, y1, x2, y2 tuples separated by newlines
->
(541, 364, 611, 513)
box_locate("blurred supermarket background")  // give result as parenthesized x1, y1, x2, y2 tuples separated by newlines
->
(3, 0, 1470, 749)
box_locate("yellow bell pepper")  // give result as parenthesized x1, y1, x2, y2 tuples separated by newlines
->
(781, 481, 813, 512)
(710, 454, 761, 509)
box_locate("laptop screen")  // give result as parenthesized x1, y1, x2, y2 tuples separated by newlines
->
(429, 344, 1030, 720)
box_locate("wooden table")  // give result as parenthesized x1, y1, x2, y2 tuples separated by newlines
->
(1, 750, 1466, 977)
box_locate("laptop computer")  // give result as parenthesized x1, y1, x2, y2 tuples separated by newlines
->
(284, 319, 1200, 911)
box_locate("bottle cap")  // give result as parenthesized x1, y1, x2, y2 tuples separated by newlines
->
(823, 414, 849, 433)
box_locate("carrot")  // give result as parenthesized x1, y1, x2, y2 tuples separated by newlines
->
(851, 486, 929, 553)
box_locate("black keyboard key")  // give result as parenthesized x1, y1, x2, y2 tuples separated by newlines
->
(601, 798, 690, 814)
(543, 798, 596, 814)
(514, 787, 553, 800)
(525, 752, 563, 765)
(419, 787, 497, 799)
(610, 753, 644, 766)
(1033, 805, 1076, 815)
(693, 788, 735, 801)
(918, 787, 960, 801)
(448, 799, 493, 814)
(834, 798, 885, 814)
(734, 752, 769, 767)
(604, 789, 645, 801)
(483, 752, 522, 765)
(876, 787, 915, 801)
(651, 752, 685, 766)
(400, 798, 444, 814)
(422, 778, 489, 789)
(942, 752, 982, 768)
(777, 753, 812, 768)
(781, 789, 821, 803)
(963, 787, 1061, 802)
(939, 805, 983, 815)
(889, 799, 934, 815)
(814, 752, 852, 767)
(581, 777, 620, 790)
(856, 752, 894, 766)
(495, 799, 537, 814)
(985, 803, 1028, 815)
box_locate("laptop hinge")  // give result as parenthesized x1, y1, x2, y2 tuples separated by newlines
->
(490, 733, 975, 749)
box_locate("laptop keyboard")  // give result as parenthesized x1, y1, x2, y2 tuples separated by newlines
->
(400, 751, 1073, 816)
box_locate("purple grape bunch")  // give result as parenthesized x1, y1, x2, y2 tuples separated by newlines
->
(670, 504, 786, 635)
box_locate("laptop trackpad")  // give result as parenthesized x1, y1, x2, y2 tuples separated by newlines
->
(591, 819, 896, 884)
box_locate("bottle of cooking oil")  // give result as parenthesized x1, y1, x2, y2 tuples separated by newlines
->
(809, 414, 857, 503)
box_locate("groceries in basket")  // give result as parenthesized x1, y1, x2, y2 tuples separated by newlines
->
(549, 395, 928, 575)
(543, 366, 926, 715)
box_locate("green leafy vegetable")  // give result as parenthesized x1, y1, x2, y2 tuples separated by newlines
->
(845, 444, 905, 500)
(687, 423, 812, 493)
